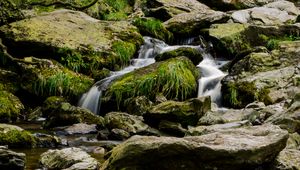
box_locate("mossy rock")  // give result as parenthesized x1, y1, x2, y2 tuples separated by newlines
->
(42, 97, 105, 129)
(0, 9, 143, 75)
(0, 69, 20, 93)
(0, 124, 36, 148)
(0, 0, 24, 26)
(20, 58, 94, 100)
(0, 91, 24, 123)
(104, 56, 199, 109)
(133, 17, 173, 42)
(155, 47, 203, 65)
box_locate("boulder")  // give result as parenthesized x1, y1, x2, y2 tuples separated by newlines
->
(0, 146, 25, 170)
(20, 58, 94, 100)
(104, 112, 149, 135)
(145, 97, 211, 126)
(0, 0, 24, 26)
(42, 97, 105, 129)
(144, 0, 210, 21)
(64, 123, 98, 135)
(0, 68, 20, 93)
(164, 10, 229, 36)
(126, 96, 153, 116)
(34, 133, 63, 148)
(104, 57, 199, 108)
(231, 1, 300, 25)
(158, 120, 187, 137)
(271, 149, 300, 169)
(0, 9, 143, 75)
(0, 90, 24, 122)
(101, 124, 288, 170)
(40, 147, 100, 170)
(155, 47, 203, 65)
(0, 124, 36, 148)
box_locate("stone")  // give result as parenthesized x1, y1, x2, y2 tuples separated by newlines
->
(286, 132, 300, 150)
(145, 97, 211, 126)
(64, 123, 98, 135)
(0, 90, 24, 122)
(101, 124, 288, 170)
(0, 9, 143, 75)
(34, 133, 63, 148)
(0, 146, 25, 170)
(104, 112, 149, 135)
(164, 10, 229, 36)
(0, 68, 20, 93)
(271, 149, 300, 170)
(126, 96, 153, 116)
(108, 129, 131, 141)
(158, 120, 187, 137)
(40, 147, 100, 170)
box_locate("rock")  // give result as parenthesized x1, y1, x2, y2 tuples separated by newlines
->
(104, 112, 149, 135)
(164, 10, 229, 36)
(0, 68, 20, 93)
(101, 124, 288, 170)
(0, 146, 25, 170)
(40, 147, 100, 170)
(0, 9, 143, 75)
(104, 57, 199, 108)
(158, 120, 187, 137)
(231, 1, 300, 25)
(0, 0, 24, 26)
(0, 90, 24, 122)
(108, 129, 131, 141)
(286, 132, 300, 150)
(126, 96, 153, 116)
(34, 133, 63, 148)
(271, 149, 300, 170)
(144, 0, 210, 21)
(42, 97, 105, 129)
(64, 123, 98, 135)
(155, 47, 203, 65)
(197, 110, 225, 125)
(0, 124, 36, 148)
(20, 58, 94, 100)
(145, 97, 211, 126)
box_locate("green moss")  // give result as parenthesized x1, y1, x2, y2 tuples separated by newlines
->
(0, 91, 24, 122)
(0, 129, 36, 148)
(103, 12, 128, 21)
(105, 57, 198, 108)
(100, 0, 132, 21)
(111, 41, 136, 67)
(266, 35, 300, 50)
(133, 18, 173, 42)
(0, 0, 24, 26)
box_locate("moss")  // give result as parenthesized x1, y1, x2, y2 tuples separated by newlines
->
(133, 17, 173, 42)
(104, 57, 199, 108)
(111, 41, 136, 67)
(0, 0, 24, 26)
(100, 0, 133, 21)
(0, 129, 36, 148)
(266, 35, 300, 50)
(0, 91, 24, 122)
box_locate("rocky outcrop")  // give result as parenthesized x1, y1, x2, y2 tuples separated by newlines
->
(40, 147, 100, 170)
(145, 97, 211, 126)
(164, 10, 229, 36)
(231, 1, 300, 25)
(0, 9, 143, 75)
(101, 124, 288, 170)
(42, 96, 105, 128)
(0, 146, 25, 170)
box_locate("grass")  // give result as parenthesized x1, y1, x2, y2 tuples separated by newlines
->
(111, 41, 136, 67)
(104, 57, 198, 108)
(265, 34, 300, 50)
(58, 47, 88, 73)
(101, 0, 131, 21)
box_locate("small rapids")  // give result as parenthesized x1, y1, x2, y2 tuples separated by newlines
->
(78, 36, 228, 114)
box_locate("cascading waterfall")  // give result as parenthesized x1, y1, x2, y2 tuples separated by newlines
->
(78, 36, 228, 114)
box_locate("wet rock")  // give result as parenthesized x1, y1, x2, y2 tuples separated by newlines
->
(164, 10, 229, 36)
(34, 133, 63, 148)
(40, 147, 100, 170)
(0, 90, 24, 122)
(271, 149, 300, 170)
(0, 0, 24, 26)
(108, 129, 131, 141)
(145, 97, 211, 126)
(101, 124, 288, 170)
(104, 57, 199, 108)
(0, 9, 143, 74)
(158, 120, 187, 137)
(126, 96, 153, 116)
(0, 68, 20, 93)
(104, 112, 149, 136)
(42, 97, 105, 129)
(64, 123, 98, 135)
(144, 0, 210, 21)
(0, 146, 25, 170)
(0, 124, 36, 148)
(155, 47, 204, 65)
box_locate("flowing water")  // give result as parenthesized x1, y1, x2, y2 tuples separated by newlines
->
(79, 36, 228, 114)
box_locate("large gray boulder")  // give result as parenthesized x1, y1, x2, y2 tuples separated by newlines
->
(101, 124, 288, 170)
(40, 147, 100, 170)
(0, 146, 25, 170)
(271, 149, 300, 169)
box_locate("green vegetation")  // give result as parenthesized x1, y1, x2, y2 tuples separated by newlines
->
(101, 0, 132, 21)
(111, 41, 136, 67)
(104, 57, 198, 108)
(0, 129, 36, 148)
(58, 48, 88, 73)
(259, 34, 300, 50)
(133, 18, 173, 42)
(0, 91, 24, 122)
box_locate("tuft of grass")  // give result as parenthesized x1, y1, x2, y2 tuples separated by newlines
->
(104, 57, 198, 108)
(58, 48, 87, 73)
(103, 12, 128, 21)
(111, 41, 136, 67)
(101, 0, 131, 21)
(133, 17, 173, 42)
(265, 34, 300, 50)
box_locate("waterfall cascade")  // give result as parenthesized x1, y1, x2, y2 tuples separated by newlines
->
(78, 36, 228, 114)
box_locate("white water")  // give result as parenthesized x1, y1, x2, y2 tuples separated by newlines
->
(79, 36, 228, 114)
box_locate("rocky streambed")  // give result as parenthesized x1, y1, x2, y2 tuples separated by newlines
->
(0, 0, 300, 169)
